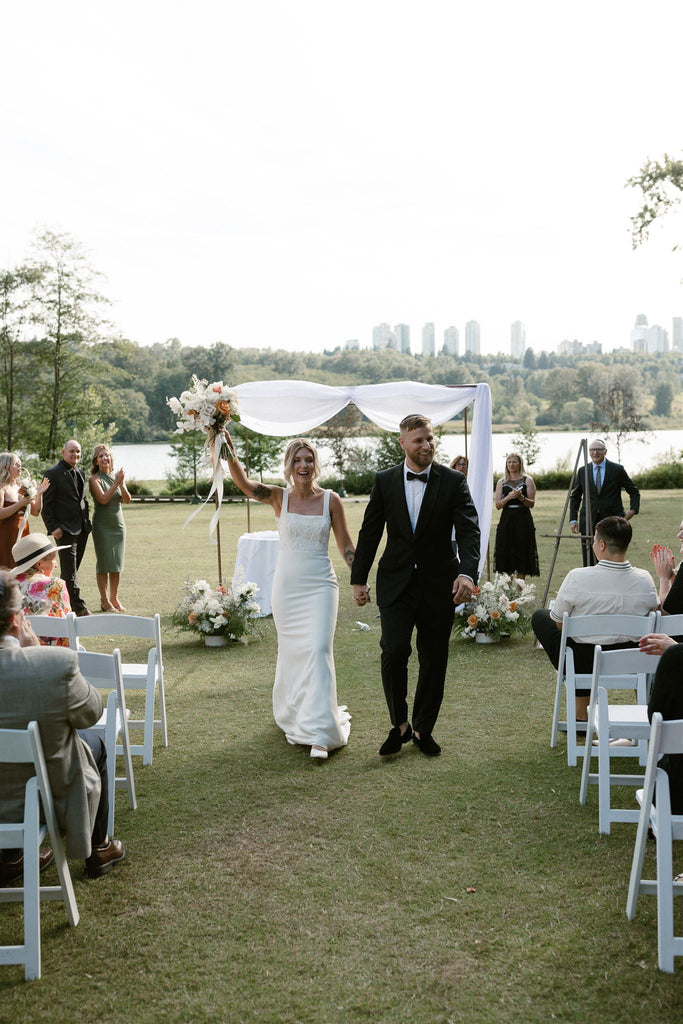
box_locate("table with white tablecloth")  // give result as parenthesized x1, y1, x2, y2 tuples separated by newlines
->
(232, 530, 279, 616)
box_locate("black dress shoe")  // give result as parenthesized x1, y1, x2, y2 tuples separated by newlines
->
(413, 733, 441, 756)
(379, 724, 413, 756)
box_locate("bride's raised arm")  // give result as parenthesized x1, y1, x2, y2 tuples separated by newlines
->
(226, 452, 283, 514)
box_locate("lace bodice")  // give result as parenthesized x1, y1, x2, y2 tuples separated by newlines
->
(278, 489, 332, 553)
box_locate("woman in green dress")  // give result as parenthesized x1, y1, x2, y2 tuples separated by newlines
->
(88, 444, 131, 612)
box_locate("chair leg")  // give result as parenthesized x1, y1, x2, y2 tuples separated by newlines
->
(550, 672, 563, 749)
(598, 697, 611, 835)
(626, 804, 650, 920)
(567, 685, 579, 767)
(158, 673, 168, 748)
(23, 783, 41, 981)
(143, 678, 155, 767)
(655, 777, 676, 972)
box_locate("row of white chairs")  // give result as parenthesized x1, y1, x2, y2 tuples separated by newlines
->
(1, 612, 168, 979)
(27, 612, 167, 769)
(548, 608, 683, 971)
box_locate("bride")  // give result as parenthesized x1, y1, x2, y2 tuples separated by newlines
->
(227, 439, 354, 759)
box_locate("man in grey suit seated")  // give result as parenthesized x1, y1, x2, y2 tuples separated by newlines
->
(0, 570, 126, 882)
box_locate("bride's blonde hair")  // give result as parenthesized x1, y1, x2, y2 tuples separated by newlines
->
(283, 440, 321, 485)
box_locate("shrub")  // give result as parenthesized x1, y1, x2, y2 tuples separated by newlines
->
(633, 459, 683, 489)
(125, 478, 153, 496)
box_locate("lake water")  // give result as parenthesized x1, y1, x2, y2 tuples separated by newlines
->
(112, 430, 683, 482)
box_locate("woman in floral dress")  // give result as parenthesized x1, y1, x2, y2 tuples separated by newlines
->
(11, 532, 71, 646)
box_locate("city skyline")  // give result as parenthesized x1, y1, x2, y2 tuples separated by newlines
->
(363, 313, 682, 358)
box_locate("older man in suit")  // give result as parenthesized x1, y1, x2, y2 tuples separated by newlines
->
(351, 414, 480, 757)
(569, 439, 640, 566)
(0, 571, 125, 881)
(41, 438, 92, 616)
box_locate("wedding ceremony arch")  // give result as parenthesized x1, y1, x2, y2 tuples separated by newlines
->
(234, 379, 493, 578)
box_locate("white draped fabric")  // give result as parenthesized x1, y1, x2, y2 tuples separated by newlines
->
(234, 379, 492, 579)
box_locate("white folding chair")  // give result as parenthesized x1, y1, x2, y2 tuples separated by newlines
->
(77, 649, 137, 836)
(25, 612, 77, 646)
(626, 713, 683, 972)
(579, 647, 659, 834)
(550, 612, 656, 766)
(654, 611, 683, 637)
(71, 614, 167, 766)
(0, 722, 79, 981)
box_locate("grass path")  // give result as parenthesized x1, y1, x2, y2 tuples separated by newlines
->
(2, 493, 683, 1021)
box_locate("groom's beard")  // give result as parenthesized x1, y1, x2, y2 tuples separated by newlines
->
(412, 451, 434, 469)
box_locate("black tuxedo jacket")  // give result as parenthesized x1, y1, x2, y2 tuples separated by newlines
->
(42, 459, 91, 537)
(569, 458, 640, 531)
(351, 462, 480, 608)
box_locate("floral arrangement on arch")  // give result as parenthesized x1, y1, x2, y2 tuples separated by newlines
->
(167, 375, 240, 457)
(166, 375, 241, 541)
(454, 573, 536, 641)
(172, 577, 262, 644)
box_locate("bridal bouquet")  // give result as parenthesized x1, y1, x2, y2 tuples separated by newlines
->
(167, 375, 240, 460)
(167, 376, 242, 541)
(454, 573, 536, 642)
(172, 577, 262, 645)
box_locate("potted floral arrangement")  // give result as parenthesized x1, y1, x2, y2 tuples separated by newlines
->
(172, 578, 262, 647)
(454, 573, 536, 644)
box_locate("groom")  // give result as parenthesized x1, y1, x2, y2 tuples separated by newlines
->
(351, 414, 480, 757)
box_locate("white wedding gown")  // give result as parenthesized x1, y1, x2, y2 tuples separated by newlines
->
(271, 489, 351, 750)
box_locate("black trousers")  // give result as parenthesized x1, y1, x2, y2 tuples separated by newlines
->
(58, 529, 89, 613)
(648, 644, 683, 814)
(379, 570, 455, 735)
(532, 608, 637, 696)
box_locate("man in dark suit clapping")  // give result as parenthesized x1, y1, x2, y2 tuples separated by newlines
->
(351, 414, 480, 757)
(569, 439, 640, 566)
(41, 439, 92, 616)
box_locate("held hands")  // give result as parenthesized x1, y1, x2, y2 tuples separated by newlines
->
(115, 468, 125, 484)
(452, 575, 475, 604)
(353, 584, 371, 607)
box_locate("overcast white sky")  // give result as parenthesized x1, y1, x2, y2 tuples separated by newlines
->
(3, 0, 683, 356)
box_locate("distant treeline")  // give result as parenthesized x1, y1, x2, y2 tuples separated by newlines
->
(2, 228, 682, 462)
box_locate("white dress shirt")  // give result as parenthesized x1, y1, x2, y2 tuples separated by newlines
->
(403, 462, 430, 532)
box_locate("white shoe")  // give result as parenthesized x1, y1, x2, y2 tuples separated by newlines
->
(609, 737, 636, 747)
(310, 746, 328, 760)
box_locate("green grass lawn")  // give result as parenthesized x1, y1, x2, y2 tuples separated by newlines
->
(2, 491, 683, 1022)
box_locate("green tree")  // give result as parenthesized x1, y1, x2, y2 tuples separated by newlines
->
(654, 380, 674, 417)
(312, 404, 364, 487)
(627, 153, 683, 247)
(510, 424, 541, 467)
(167, 430, 207, 498)
(0, 265, 39, 450)
(27, 229, 110, 458)
(590, 365, 648, 459)
(231, 425, 286, 480)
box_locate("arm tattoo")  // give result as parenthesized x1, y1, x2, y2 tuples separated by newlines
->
(343, 548, 355, 568)
(252, 483, 272, 501)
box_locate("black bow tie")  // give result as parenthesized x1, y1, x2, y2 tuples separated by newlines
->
(406, 471, 428, 483)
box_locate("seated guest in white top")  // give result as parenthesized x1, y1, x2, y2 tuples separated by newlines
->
(532, 516, 658, 721)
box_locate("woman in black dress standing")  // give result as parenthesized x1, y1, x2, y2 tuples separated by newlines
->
(493, 452, 539, 579)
